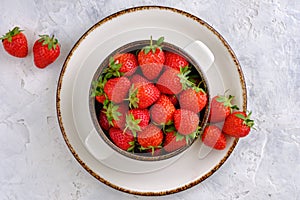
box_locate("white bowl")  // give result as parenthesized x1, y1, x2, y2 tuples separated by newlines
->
(56, 6, 247, 196)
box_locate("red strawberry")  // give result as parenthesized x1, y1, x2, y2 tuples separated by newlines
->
(104, 53, 138, 78)
(179, 87, 207, 113)
(103, 102, 128, 129)
(128, 109, 150, 128)
(164, 51, 188, 71)
(164, 131, 187, 153)
(128, 83, 160, 109)
(104, 76, 131, 103)
(222, 111, 254, 138)
(150, 95, 175, 125)
(202, 125, 226, 150)
(166, 94, 178, 107)
(1, 27, 28, 58)
(156, 67, 193, 95)
(130, 73, 149, 87)
(33, 35, 60, 68)
(113, 53, 138, 75)
(208, 95, 239, 123)
(109, 127, 135, 151)
(95, 95, 106, 104)
(98, 109, 110, 131)
(173, 109, 199, 135)
(125, 109, 150, 136)
(92, 75, 107, 104)
(138, 36, 165, 80)
(137, 124, 163, 149)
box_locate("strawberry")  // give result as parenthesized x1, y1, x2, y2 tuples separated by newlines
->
(156, 67, 193, 95)
(164, 51, 188, 71)
(1, 27, 28, 58)
(173, 109, 199, 135)
(128, 109, 150, 128)
(104, 76, 131, 104)
(104, 53, 138, 78)
(166, 94, 178, 107)
(179, 87, 207, 113)
(138, 36, 165, 80)
(130, 73, 149, 87)
(137, 124, 163, 149)
(113, 53, 138, 75)
(95, 95, 106, 104)
(103, 102, 128, 129)
(33, 35, 60, 68)
(163, 130, 187, 153)
(150, 95, 175, 125)
(208, 94, 239, 123)
(125, 109, 150, 136)
(98, 109, 110, 131)
(128, 83, 160, 109)
(91, 75, 107, 104)
(202, 125, 226, 150)
(109, 127, 135, 151)
(222, 111, 254, 138)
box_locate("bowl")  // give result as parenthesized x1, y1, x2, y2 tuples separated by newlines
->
(89, 38, 211, 161)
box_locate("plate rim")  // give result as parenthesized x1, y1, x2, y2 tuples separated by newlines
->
(56, 5, 247, 196)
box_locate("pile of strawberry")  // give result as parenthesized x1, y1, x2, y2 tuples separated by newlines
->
(1, 26, 60, 68)
(202, 94, 255, 150)
(92, 36, 209, 156)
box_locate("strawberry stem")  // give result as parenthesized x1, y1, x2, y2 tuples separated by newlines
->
(38, 34, 59, 50)
(103, 57, 123, 78)
(216, 94, 239, 112)
(1, 27, 23, 42)
(142, 36, 164, 54)
(103, 102, 121, 126)
(150, 36, 153, 47)
(127, 84, 139, 109)
(235, 111, 255, 128)
(91, 75, 107, 97)
(124, 113, 141, 137)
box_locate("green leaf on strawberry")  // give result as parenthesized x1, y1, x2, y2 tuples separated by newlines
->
(38, 34, 59, 50)
(102, 57, 124, 78)
(216, 94, 239, 111)
(186, 126, 201, 142)
(128, 84, 139, 109)
(104, 102, 122, 126)
(124, 113, 142, 137)
(142, 36, 164, 54)
(127, 141, 136, 152)
(1, 27, 23, 42)
(178, 66, 194, 90)
(91, 75, 107, 97)
(235, 111, 255, 128)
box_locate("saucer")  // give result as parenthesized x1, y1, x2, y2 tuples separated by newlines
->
(56, 6, 247, 196)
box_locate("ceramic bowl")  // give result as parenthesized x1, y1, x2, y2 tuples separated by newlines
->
(57, 6, 246, 195)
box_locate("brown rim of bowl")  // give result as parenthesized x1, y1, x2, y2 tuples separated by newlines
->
(89, 40, 211, 162)
(56, 5, 247, 196)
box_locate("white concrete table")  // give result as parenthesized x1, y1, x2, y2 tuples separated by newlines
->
(0, 1, 299, 199)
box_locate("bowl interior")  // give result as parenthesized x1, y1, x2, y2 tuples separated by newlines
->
(89, 39, 211, 161)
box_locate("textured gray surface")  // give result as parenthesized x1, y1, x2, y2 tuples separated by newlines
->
(0, 0, 299, 199)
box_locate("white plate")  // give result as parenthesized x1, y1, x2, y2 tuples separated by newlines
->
(56, 6, 247, 196)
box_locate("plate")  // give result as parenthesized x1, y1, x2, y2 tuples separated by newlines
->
(56, 6, 247, 196)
